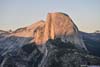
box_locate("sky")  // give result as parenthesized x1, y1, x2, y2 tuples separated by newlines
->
(0, 0, 100, 33)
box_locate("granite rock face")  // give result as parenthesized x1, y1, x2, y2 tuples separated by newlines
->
(6, 12, 87, 50)
(0, 12, 84, 54)
(32, 12, 87, 51)
(7, 12, 87, 51)
(0, 12, 100, 67)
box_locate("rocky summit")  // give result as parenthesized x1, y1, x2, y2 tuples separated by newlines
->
(11, 12, 87, 50)
(0, 12, 100, 67)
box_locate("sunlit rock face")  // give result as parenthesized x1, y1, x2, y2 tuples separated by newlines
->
(33, 21, 45, 45)
(32, 12, 87, 50)
(1, 12, 100, 67)
(11, 20, 45, 45)
(7, 12, 87, 50)
(12, 20, 45, 38)
(44, 13, 74, 41)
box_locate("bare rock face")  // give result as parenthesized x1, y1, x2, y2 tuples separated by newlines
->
(1, 12, 100, 67)
(12, 20, 45, 37)
(10, 12, 87, 50)
(33, 21, 45, 45)
(34, 13, 76, 44)
(44, 13, 76, 42)
(33, 12, 87, 50)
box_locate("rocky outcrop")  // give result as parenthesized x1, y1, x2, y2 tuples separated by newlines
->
(33, 21, 45, 44)
(44, 13, 74, 42)
(12, 20, 45, 37)
(4, 12, 87, 51)
(32, 12, 87, 51)
(1, 12, 100, 67)
(10, 12, 87, 50)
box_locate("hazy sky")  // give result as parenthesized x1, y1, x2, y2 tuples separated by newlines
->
(0, 0, 100, 32)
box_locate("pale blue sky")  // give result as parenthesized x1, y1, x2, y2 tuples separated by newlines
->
(0, 0, 100, 32)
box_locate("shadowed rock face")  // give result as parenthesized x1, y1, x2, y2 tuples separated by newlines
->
(0, 39, 100, 67)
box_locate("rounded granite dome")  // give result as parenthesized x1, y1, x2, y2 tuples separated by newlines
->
(10, 12, 87, 51)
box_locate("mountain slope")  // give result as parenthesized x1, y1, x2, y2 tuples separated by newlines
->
(0, 12, 87, 50)
(0, 12, 100, 67)
(0, 39, 100, 67)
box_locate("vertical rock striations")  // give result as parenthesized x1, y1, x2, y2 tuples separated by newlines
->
(33, 12, 87, 51)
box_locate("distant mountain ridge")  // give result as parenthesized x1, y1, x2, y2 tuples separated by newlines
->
(80, 31, 100, 57)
